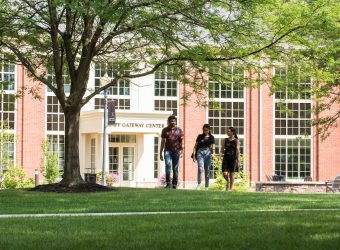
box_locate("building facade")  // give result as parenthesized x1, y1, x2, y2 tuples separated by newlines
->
(1, 61, 339, 188)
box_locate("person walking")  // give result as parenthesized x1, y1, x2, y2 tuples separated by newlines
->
(218, 127, 240, 191)
(192, 124, 215, 191)
(160, 115, 184, 189)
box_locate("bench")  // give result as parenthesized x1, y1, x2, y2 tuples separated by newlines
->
(325, 175, 340, 193)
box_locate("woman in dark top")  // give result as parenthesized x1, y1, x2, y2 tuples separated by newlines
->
(218, 127, 240, 191)
(192, 124, 215, 191)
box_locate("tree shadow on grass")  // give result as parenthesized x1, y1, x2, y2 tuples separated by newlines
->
(29, 182, 117, 193)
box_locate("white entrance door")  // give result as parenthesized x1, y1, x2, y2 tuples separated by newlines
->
(109, 145, 135, 183)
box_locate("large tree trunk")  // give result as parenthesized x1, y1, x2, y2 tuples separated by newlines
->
(60, 106, 84, 186)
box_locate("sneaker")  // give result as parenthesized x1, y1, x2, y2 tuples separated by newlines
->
(164, 184, 171, 189)
(172, 185, 177, 189)
(196, 184, 201, 190)
(205, 187, 209, 191)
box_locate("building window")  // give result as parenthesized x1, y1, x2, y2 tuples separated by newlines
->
(275, 102, 312, 136)
(108, 134, 136, 143)
(274, 67, 311, 100)
(0, 93, 15, 129)
(0, 132, 15, 171)
(154, 100, 178, 115)
(154, 137, 159, 179)
(154, 65, 178, 116)
(208, 102, 245, 136)
(207, 66, 245, 178)
(46, 96, 64, 131)
(0, 60, 16, 130)
(47, 134, 64, 173)
(0, 60, 15, 91)
(94, 98, 130, 110)
(0, 60, 15, 170)
(94, 63, 131, 110)
(109, 147, 119, 175)
(47, 71, 71, 93)
(46, 71, 65, 173)
(209, 66, 244, 99)
(275, 139, 311, 179)
(122, 147, 134, 181)
(274, 66, 312, 180)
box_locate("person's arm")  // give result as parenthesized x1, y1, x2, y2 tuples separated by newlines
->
(179, 128, 184, 157)
(211, 143, 216, 158)
(211, 136, 216, 158)
(159, 137, 165, 161)
(218, 139, 225, 163)
(192, 142, 198, 162)
(236, 140, 241, 168)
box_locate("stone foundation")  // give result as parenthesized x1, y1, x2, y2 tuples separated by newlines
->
(256, 181, 326, 193)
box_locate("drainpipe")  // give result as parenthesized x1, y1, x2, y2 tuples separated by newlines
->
(21, 66, 24, 167)
(315, 102, 319, 181)
(183, 83, 186, 189)
(249, 87, 252, 184)
(259, 70, 263, 181)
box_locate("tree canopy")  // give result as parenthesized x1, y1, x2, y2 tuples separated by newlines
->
(266, 1, 339, 139)
(0, 0, 338, 185)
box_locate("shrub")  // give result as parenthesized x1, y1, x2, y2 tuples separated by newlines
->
(97, 172, 119, 186)
(22, 178, 35, 188)
(41, 139, 60, 184)
(2, 164, 26, 189)
(110, 173, 119, 184)
(209, 155, 249, 191)
(233, 170, 249, 192)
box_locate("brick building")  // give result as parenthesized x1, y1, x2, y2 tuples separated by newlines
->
(1, 61, 339, 188)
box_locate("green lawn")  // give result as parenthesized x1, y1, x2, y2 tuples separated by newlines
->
(0, 188, 339, 250)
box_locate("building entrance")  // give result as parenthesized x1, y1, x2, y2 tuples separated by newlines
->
(108, 145, 135, 183)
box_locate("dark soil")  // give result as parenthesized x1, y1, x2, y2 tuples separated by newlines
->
(29, 182, 116, 193)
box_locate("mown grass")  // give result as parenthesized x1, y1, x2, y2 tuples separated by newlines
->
(1, 188, 339, 214)
(0, 188, 339, 250)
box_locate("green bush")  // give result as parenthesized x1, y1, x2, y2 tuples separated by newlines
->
(209, 155, 249, 191)
(233, 170, 249, 192)
(97, 172, 119, 186)
(2, 164, 26, 189)
(22, 178, 35, 188)
(41, 139, 60, 184)
(209, 156, 227, 191)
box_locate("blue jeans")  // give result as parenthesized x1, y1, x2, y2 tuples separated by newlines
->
(196, 147, 212, 188)
(164, 150, 180, 186)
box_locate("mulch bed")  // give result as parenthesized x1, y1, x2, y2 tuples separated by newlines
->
(29, 182, 117, 193)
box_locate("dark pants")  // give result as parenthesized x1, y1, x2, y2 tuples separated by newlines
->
(164, 150, 180, 186)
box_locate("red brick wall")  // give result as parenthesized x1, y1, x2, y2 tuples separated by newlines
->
(178, 82, 207, 183)
(246, 86, 260, 183)
(314, 101, 340, 181)
(261, 81, 274, 181)
(16, 66, 45, 180)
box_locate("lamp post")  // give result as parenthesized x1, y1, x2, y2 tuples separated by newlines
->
(34, 169, 39, 187)
(100, 72, 110, 186)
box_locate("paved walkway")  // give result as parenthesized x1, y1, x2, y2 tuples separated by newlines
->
(1, 208, 340, 218)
